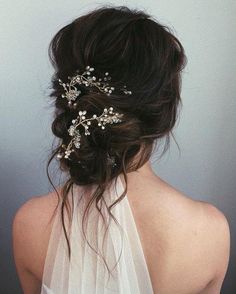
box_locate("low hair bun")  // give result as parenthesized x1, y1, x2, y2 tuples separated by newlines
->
(51, 89, 145, 185)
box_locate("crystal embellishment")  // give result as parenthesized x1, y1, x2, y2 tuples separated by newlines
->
(56, 107, 123, 160)
(58, 65, 132, 107)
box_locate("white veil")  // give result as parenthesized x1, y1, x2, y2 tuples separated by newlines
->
(41, 175, 154, 294)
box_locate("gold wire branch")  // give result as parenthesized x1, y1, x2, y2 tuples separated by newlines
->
(56, 107, 123, 160)
(58, 65, 132, 107)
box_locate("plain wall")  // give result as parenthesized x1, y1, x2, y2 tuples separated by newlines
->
(0, 1, 235, 293)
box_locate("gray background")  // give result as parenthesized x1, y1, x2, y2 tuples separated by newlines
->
(0, 1, 235, 293)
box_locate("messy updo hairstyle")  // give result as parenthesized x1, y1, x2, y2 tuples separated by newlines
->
(46, 5, 187, 272)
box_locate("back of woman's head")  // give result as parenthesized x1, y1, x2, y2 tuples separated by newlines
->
(48, 5, 186, 186)
(47, 5, 186, 261)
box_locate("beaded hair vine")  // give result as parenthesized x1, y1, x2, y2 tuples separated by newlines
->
(56, 107, 123, 160)
(56, 66, 130, 164)
(58, 65, 132, 107)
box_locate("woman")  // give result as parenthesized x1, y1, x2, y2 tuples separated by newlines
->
(12, 5, 230, 294)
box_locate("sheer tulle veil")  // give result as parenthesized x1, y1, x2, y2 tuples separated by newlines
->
(41, 174, 154, 294)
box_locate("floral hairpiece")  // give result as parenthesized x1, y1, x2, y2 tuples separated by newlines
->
(56, 107, 123, 160)
(58, 65, 132, 107)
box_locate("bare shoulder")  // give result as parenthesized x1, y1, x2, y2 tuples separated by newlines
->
(152, 175, 230, 237)
(198, 199, 230, 244)
(181, 195, 230, 292)
(12, 188, 60, 245)
(12, 188, 61, 293)
(13, 188, 60, 223)
(147, 175, 230, 292)
(156, 176, 230, 260)
(196, 199, 230, 276)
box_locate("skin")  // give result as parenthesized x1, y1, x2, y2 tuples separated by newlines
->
(12, 160, 230, 294)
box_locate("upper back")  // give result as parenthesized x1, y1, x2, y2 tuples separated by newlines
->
(120, 173, 230, 293)
(12, 173, 230, 294)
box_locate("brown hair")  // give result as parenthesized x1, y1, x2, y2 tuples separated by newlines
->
(46, 5, 187, 274)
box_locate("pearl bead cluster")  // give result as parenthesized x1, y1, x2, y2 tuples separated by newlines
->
(58, 65, 132, 107)
(56, 107, 123, 160)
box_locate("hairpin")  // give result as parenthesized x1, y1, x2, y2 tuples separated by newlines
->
(107, 153, 117, 167)
(64, 153, 117, 168)
(56, 107, 123, 160)
(58, 65, 132, 107)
